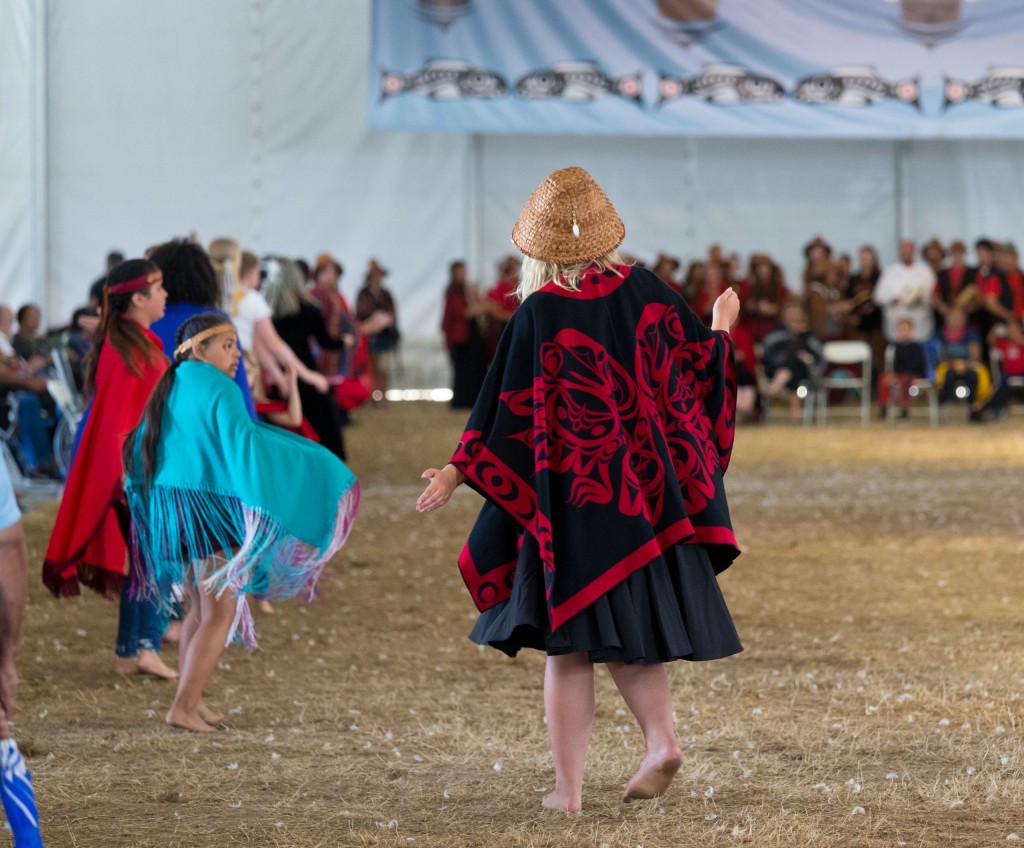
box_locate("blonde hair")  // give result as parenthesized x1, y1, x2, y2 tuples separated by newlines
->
(208, 237, 241, 315)
(516, 250, 625, 302)
(263, 256, 311, 318)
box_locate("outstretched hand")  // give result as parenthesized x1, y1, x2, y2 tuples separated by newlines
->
(416, 465, 461, 513)
(711, 288, 741, 332)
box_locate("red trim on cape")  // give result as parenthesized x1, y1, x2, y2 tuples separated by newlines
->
(548, 518, 695, 631)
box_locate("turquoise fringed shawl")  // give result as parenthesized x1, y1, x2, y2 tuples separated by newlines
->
(125, 361, 359, 606)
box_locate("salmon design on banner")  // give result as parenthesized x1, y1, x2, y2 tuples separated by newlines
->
(658, 65, 785, 106)
(943, 67, 1024, 109)
(515, 62, 643, 104)
(793, 67, 921, 109)
(380, 60, 506, 100)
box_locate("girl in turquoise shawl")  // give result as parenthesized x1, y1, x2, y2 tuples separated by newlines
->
(124, 314, 359, 732)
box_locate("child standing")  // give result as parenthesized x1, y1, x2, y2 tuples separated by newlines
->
(878, 318, 928, 419)
(43, 260, 177, 679)
(123, 314, 359, 732)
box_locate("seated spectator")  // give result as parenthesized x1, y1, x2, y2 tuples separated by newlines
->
(730, 321, 760, 424)
(935, 307, 992, 420)
(1, 305, 57, 477)
(12, 305, 50, 366)
(762, 301, 824, 423)
(805, 262, 850, 342)
(742, 253, 788, 344)
(878, 318, 929, 419)
(983, 322, 1024, 419)
(0, 359, 57, 478)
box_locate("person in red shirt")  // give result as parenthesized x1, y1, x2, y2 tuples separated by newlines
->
(973, 238, 1011, 336)
(983, 321, 1024, 419)
(441, 261, 489, 408)
(995, 243, 1024, 323)
(484, 255, 520, 360)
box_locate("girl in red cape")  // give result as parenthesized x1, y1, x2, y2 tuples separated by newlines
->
(418, 167, 743, 812)
(43, 259, 177, 679)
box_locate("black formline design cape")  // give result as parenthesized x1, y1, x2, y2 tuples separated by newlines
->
(451, 264, 739, 632)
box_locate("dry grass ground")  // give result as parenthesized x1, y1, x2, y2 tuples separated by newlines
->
(11, 404, 1024, 847)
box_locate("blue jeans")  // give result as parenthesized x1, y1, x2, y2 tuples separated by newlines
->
(115, 576, 165, 658)
(15, 390, 53, 469)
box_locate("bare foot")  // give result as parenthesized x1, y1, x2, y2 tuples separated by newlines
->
(198, 702, 224, 725)
(541, 790, 582, 812)
(623, 749, 683, 802)
(136, 650, 179, 680)
(111, 656, 139, 676)
(255, 600, 274, 614)
(166, 705, 216, 733)
(163, 620, 183, 642)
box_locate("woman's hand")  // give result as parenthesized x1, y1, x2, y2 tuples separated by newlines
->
(298, 368, 329, 394)
(711, 288, 740, 332)
(416, 464, 463, 513)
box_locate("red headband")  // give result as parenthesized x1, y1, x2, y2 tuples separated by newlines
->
(108, 270, 162, 295)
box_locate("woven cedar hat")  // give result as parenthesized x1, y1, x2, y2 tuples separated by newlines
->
(512, 167, 624, 265)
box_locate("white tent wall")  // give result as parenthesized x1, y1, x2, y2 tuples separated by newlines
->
(902, 140, 1024, 248)
(476, 136, 900, 289)
(0, 0, 44, 314)
(1, 1, 1021, 386)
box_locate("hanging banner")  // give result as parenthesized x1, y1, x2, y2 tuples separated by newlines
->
(369, 0, 1024, 138)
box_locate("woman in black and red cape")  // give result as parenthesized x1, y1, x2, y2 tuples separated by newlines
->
(417, 167, 743, 812)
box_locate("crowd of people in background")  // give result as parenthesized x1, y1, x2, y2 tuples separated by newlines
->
(438, 236, 1024, 423)
(2, 232, 1022, 484)
(644, 235, 1024, 423)
(0, 239, 400, 482)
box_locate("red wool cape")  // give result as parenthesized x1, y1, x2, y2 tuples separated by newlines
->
(43, 326, 168, 597)
(451, 264, 739, 632)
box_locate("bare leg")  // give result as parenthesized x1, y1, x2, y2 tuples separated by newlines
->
(542, 652, 594, 812)
(607, 662, 683, 802)
(176, 577, 223, 725)
(166, 587, 236, 733)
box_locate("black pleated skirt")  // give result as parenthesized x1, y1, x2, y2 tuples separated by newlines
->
(469, 536, 743, 665)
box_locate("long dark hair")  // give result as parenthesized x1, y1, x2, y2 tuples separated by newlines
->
(149, 240, 220, 307)
(123, 312, 229, 487)
(83, 259, 162, 399)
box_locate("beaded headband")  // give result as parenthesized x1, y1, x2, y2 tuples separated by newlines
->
(108, 270, 162, 295)
(173, 323, 236, 359)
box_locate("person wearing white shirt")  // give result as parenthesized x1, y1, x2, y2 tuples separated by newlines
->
(873, 239, 936, 342)
(208, 238, 328, 398)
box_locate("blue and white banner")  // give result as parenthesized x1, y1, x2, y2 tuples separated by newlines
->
(369, 0, 1024, 138)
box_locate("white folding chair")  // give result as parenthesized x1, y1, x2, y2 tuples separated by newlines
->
(816, 340, 872, 425)
(883, 344, 939, 425)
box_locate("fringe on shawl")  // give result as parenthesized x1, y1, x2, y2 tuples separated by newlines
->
(127, 481, 360, 647)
